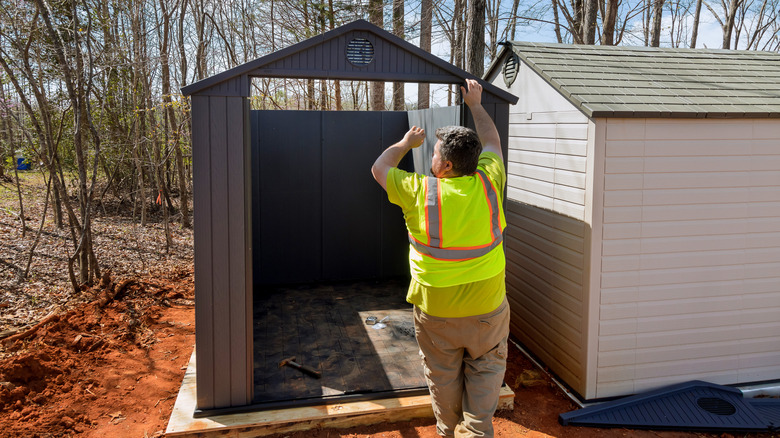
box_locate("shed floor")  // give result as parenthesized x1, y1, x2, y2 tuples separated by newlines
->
(253, 278, 426, 407)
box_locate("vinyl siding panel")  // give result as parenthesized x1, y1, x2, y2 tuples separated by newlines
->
(494, 61, 592, 396)
(597, 118, 780, 398)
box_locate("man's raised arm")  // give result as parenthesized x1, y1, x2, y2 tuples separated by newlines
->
(461, 79, 502, 161)
(371, 126, 426, 191)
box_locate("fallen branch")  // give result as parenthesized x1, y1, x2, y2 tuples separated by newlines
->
(1, 308, 61, 346)
(97, 278, 135, 308)
(0, 325, 29, 341)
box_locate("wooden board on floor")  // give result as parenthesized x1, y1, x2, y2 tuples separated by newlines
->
(166, 349, 515, 438)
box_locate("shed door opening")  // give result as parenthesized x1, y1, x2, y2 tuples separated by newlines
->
(251, 108, 458, 407)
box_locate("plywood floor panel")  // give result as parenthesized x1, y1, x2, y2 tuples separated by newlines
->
(253, 279, 426, 405)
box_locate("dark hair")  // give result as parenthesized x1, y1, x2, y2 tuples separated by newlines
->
(435, 126, 482, 176)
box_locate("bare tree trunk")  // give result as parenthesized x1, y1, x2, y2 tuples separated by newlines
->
(722, 0, 742, 48)
(583, 0, 599, 43)
(602, 0, 620, 44)
(486, 0, 501, 61)
(650, 0, 665, 46)
(0, 84, 10, 181)
(179, 0, 189, 82)
(13, 159, 26, 237)
(328, 0, 342, 110)
(392, 0, 404, 111)
(22, 172, 52, 280)
(573, 0, 585, 43)
(159, 0, 190, 228)
(319, 3, 328, 110)
(467, 0, 487, 77)
(418, 0, 432, 110)
(448, 0, 467, 105)
(193, 0, 210, 80)
(0, 84, 24, 235)
(11, 141, 26, 238)
(35, 0, 101, 288)
(154, 118, 172, 251)
(369, 0, 384, 111)
(552, 0, 564, 42)
(131, 0, 148, 226)
(133, 123, 147, 226)
(509, 0, 521, 40)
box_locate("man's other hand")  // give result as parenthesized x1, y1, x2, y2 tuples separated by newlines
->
(404, 126, 426, 148)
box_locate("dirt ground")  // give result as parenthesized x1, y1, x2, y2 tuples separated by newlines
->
(2, 268, 778, 438)
(1, 173, 778, 438)
(0, 268, 195, 438)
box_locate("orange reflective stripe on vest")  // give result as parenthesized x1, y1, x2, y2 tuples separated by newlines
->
(409, 170, 503, 261)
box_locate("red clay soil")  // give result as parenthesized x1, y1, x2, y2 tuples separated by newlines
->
(1, 267, 777, 438)
(262, 344, 778, 438)
(0, 267, 195, 438)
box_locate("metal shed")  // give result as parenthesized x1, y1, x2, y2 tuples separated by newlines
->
(485, 42, 780, 401)
(181, 19, 517, 413)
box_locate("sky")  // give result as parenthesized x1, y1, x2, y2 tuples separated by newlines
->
(394, 4, 767, 108)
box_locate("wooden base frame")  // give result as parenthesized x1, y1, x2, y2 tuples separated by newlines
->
(166, 349, 515, 437)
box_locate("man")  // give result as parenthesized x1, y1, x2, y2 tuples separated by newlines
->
(371, 79, 510, 438)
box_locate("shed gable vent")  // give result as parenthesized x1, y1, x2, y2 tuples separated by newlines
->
(503, 52, 519, 87)
(346, 38, 374, 67)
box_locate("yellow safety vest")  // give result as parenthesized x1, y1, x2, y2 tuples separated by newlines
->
(404, 169, 506, 287)
(410, 170, 504, 260)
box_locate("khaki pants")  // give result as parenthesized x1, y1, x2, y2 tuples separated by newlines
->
(414, 298, 510, 438)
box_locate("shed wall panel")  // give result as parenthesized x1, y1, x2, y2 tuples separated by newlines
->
(192, 95, 215, 410)
(254, 111, 323, 284)
(597, 117, 780, 398)
(322, 112, 385, 279)
(489, 61, 592, 396)
(226, 97, 252, 405)
(193, 95, 253, 410)
(208, 96, 232, 408)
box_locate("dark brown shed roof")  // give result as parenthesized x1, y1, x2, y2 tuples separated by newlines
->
(182, 19, 517, 104)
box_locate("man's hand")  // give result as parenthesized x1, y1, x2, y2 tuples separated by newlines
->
(372, 126, 426, 191)
(461, 78, 483, 109)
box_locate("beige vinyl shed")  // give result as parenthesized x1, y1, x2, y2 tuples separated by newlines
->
(485, 43, 780, 401)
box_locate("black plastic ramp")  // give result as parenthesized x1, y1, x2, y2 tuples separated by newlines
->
(560, 380, 779, 432)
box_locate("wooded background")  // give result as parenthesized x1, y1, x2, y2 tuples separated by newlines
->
(1, 0, 778, 292)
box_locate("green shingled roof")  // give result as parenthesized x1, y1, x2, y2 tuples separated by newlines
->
(504, 42, 780, 118)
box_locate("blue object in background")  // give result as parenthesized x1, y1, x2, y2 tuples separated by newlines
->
(16, 157, 30, 170)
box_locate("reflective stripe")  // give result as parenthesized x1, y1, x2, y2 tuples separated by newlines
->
(410, 171, 503, 261)
(425, 176, 440, 247)
(411, 233, 503, 261)
(476, 170, 503, 245)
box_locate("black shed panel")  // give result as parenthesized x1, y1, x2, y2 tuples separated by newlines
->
(253, 111, 323, 284)
(252, 110, 411, 285)
(183, 19, 517, 412)
(320, 111, 411, 281)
